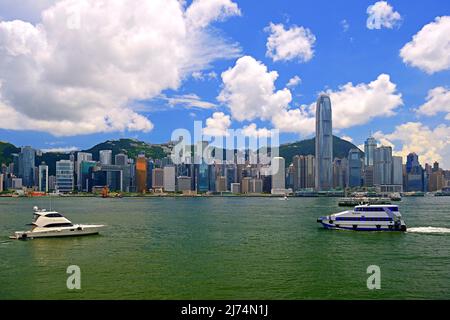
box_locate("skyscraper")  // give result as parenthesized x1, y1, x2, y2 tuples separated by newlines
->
(99, 150, 113, 165)
(271, 156, 285, 194)
(18, 146, 35, 187)
(405, 153, 424, 191)
(38, 163, 49, 193)
(315, 94, 333, 191)
(56, 160, 74, 193)
(163, 166, 176, 192)
(347, 149, 362, 188)
(76, 152, 92, 189)
(374, 146, 393, 186)
(115, 153, 128, 166)
(136, 155, 147, 193)
(364, 136, 377, 166)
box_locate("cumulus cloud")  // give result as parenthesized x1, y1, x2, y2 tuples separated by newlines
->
(41, 146, 79, 153)
(218, 56, 292, 122)
(162, 94, 217, 109)
(241, 123, 273, 138)
(375, 122, 450, 168)
(366, 1, 401, 30)
(0, 0, 240, 136)
(203, 112, 231, 136)
(185, 0, 241, 29)
(218, 56, 403, 137)
(287, 75, 302, 88)
(416, 87, 450, 120)
(400, 16, 450, 74)
(265, 22, 316, 63)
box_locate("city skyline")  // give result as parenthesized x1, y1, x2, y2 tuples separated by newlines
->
(0, 0, 449, 168)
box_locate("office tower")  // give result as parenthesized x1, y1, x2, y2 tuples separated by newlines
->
(364, 166, 374, 187)
(364, 136, 377, 166)
(215, 176, 227, 192)
(392, 156, 403, 187)
(305, 155, 315, 188)
(115, 153, 128, 166)
(99, 165, 124, 191)
(56, 160, 74, 193)
(0, 173, 3, 192)
(12, 178, 22, 189)
(347, 149, 362, 188)
(252, 178, 263, 193)
(293, 155, 306, 191)
(38, 163, 49, 193)
(432, 161, 440, 172)
(136, 155, 147, 193)
(286, 164, 295, 190)
(146, 159, 154, 190)
(333, 158, 347, 189)
(18, 146, 35, 187)
(271, 156, 285, 194)
(195, 163, 209, 192)
(163, 166, 176, 192)
(429, 170, 444, 191)
(374, 146, 393, 186)
(315, 94, 333, 191)
(208, 164, 216, 192)
(99, 150, 113, 165)
(241, 177, 252, 193)
(177, 176, 192, 192)
(226, 164, 236, 191)
(405, 153, 424, 191)
(48, 176, 56, 191)
(80, 160, 96, 192)
(76, 152, 93, 189)
(152, 168, 164, 189)
(12, 153, 19, 176)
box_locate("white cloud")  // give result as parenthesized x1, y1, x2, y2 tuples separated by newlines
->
(218, 56, 403, 137)
(265, 22, 316, 63)
(287, 75, 302, 88)
(341, 19, 350, 32)
(375, 122, 450, 168)
(366, 1, 401, 30)
(203, 112, 231, 136)
(163, 94, 217, 109)
(241, 123, 272, 138)
(400, 16, 450, 74)
(341, 135, 353, 143)
(185, 0, 241, 29)
(218, 56, 292, 122)
(0, 0, 240, 136)
(192, 70, 218, 81)
(416, 87, 450, 120)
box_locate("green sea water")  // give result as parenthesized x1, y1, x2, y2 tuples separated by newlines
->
(0, 196, 449, 300)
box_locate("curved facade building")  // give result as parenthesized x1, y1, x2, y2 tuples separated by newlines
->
(315, 94, 333, 191)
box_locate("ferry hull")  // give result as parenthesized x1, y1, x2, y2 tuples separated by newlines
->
(317, 218, 407, 232)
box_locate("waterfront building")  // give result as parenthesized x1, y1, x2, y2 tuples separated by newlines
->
(292, 155, 305, 191)
(0, 173, 3, 192)
(241, 177, 251, 194)
(429, 169, 444, 191)
(252, 178, 263, 193)
(12, 153, 19, 176)
(347, 149, 362, 188)
(216, 176, 227, 192)
(226, 164, 236, 191)
(364, 136, 377, 166)
(315, 94, 333, 191)
(48, 175, 56, 191)
(231, 183, 240, 194)
(163, 166, 176, 192)
(195, 163, 209, 192)
(18, 146, 35, 187)
(363, 166, 374, 187)
(56, 160, 74, 193)
(38, 163, 49, 193)
(305, 155, 315, 188)
(333, 158, 347, 189)
(374, 146, 393, 186)
(147, 159, 154, 190)
(76, 152, 92, 190)
(271, 157, 286, 194)
(12, 178, 22, 189)
(177, 176, 192, 192)
(80, 160, 97, 192)
(99, 150, 112, 165)
(392, 156, 403, 188)
(99, 165, 124, 191)
(405, 153, 424, 192)
(136, 155, 147, 193)
(152, 168, 164, 190)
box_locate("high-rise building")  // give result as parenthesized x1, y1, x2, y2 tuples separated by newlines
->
(76, 152, 92, 189)
(364, 136, 377, 166)
(292, 155, 305, 191)
(38, 163, 49, 193)
(271, 156, 285, 194)
(56, 160, 74, 193)
(152, 168, 164, 189)
(374, 146, 393, 186)
(79, 160, 97, 192)
(195, 163, 209, 192)
(0, 173, 3, 192)
(99, 150, 112, 165)
(136, 155, 147, 193)
(115, 153, 128, 166)
(305, 155, 315, 188)
(241, 177, 252, 194)
(347, 149, 362, 188)
(18, 146, 35, 187)
(405, 153, 424, 192)
(163, 166, 176, 192)
(215, 176, 227, 192)
(315, 94, 333, 191)
(177, 176, 192, 192)
(231, 183, 240, 194)
(392, 156, 403, 187)
(333, 158, 347, 189)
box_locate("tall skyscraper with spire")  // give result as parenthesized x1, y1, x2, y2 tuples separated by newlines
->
(315, 94, 333, 191)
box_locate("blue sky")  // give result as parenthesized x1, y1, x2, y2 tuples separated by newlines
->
(0, 0, 449, 166)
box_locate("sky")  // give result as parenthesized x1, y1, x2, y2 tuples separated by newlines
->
(0, 0, 449, 167)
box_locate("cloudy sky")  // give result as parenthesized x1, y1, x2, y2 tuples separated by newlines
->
(0, 0, 449, 167)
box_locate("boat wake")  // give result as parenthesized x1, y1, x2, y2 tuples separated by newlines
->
(407, 227, 450, 234)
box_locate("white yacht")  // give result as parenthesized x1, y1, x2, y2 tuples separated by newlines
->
(10, 206, 105, 240)
(317, 204, 407, 232)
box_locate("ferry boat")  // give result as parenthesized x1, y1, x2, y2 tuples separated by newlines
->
(10, 206, 105, 240)
(317, 204, 407, 232)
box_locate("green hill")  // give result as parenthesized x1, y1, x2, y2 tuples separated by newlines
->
(0, 141, 20, 165)
(279, 135, 363, 166)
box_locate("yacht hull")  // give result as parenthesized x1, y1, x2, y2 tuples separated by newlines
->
(11, 225, 104, 240)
